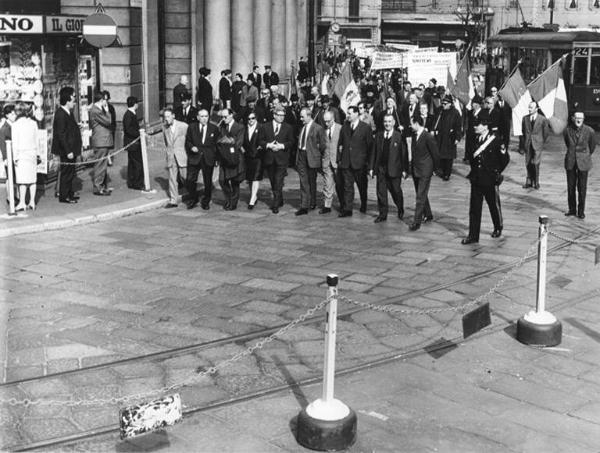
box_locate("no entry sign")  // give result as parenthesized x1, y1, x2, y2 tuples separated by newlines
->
(83, 13, 117, 48)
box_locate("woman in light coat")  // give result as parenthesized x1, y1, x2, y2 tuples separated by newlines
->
(12, 103, 40, 211)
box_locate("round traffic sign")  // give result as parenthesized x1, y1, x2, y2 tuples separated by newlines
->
(83, 13, 117, 48)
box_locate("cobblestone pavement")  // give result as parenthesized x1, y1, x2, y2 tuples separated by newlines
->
(1, 134, 599, 451)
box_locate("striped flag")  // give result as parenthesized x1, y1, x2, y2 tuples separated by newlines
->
(333, 63, 360, 113)
(498, 67, 532, 136)
(453, 52, 474, 106)
(527, 58, 568, 134)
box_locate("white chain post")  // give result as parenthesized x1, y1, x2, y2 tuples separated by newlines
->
(296, 274, 357, 451)
(5, 140, 16, 216)
(139, 128, 156, 194)
(517, 215, 562, 347)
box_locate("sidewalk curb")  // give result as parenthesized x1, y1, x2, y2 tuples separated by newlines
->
(0, 196, 168, 238)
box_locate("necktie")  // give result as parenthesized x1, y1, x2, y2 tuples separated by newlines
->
(300, 126, 307, 149)
(275, 124, 279, 135)
(199, 125, 204, 144)
(328, 128, 332, 140)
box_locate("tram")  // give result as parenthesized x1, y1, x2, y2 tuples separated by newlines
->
(486, 28, 600, 120)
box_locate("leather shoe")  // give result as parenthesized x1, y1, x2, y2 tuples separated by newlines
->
(247, 203, 254, 210)
(279, 200, 284, 207)
(522, 182, 532, 189)
(491, 228, 503, 238)
(577, 213, 585, 219)
(310, 204, 316, 210)
(533, 182, 540, 190)
(338, 210, 352, 218)
(359, 204, 367, 213)
(59, 198, 77, 204)
(319, 207, 331, 214)
(201, 203, 209, 210)
(461, 236, 478, 244)
(409, 223, 421, 231)
(271, 207, 279, 214)
(374, 216, 387, 223)
(397, 211, 404, 220)
(93, 190, 110, 196)
(295, 208, 308, 216)
(565, 211, 576, 216)
(164, 203, 178, 209)
(422, 215, 433, 223)
(187, 201, 198, 210)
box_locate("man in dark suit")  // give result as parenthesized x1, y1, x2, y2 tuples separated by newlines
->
(496, 95, 512, 151)
(409, 115, 439, 231)
(563, 110, 596, 219)
(1, 104, 16, 207)
(259, 106, 294, 213)
(217, 108, 245, 210)
(219, 69, 233, 109)
(122, 96, 144, 190)
(295, 107, 326, 215)
(51, 86, 82, 204)
(464, 95, 485, 163)
(369, 113, 408, 223)
(462, 118, 510, 244)
(173, 75, 189, 111)
(196, 67, 213, 113)
(433, 95, 462, 181)
(337, 105, 373, 217)
(519, 101, 549, 189)
(175, 93, 198, 125)
(248, 65, 262, 89)
(184, 109, 220, 209)
(263, 65, 279, 89)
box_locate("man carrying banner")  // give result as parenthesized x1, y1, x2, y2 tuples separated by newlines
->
(462, 118, 510, 244)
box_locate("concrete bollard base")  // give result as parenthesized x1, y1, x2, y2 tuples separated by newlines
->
(517, 314, 562, 347)
(296, 402, 357, 451)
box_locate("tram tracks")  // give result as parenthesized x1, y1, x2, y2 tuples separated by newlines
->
(4, 226, 598, 451)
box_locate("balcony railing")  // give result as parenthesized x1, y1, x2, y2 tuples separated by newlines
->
(381, 0, 417, 12)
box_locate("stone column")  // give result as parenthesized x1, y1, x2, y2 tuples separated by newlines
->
(270, 0, 286, 81)
(204, 0, 230, 89)
(231, 0, 254, 77)
(285, 0, 298, 79)
(296, 0, 308, 61)
(253, 0, 272, 72)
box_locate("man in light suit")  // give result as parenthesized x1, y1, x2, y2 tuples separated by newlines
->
(184, 109, 220, 210)
(296, 107, 326, 215)
(89, 91, 114, 196)
(161, 108, 188, 208)
(369, 114, 408, 223)
(337, 105, 373, 217)
(519, 101, 549, 189)
(259, 106, 295, 213)
(320, 111, 340, 214)
(563, 110, 596, 219)
(409, 115, 439, 231)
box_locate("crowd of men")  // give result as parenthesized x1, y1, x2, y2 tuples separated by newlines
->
(1, 59, 595, 242)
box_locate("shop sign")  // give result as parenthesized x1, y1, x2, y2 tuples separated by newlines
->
(0, 15, 44, 34)
(46, 16, 85, 34)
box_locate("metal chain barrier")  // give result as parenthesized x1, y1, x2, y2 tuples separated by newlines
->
(58, 136, 141, 166)
(548, 229, 599, 247)
(339, 238, 541, 316)
(0, 298, 329, 409)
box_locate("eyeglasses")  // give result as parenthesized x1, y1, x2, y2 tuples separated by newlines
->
(248, 116, 256, 120)
(220, 115, 229, 119)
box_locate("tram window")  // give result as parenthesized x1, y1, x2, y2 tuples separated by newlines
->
(573, 57, 588, 84)
(591, 56, 600, 85)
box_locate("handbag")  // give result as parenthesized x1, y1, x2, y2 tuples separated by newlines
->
(217, 135, 239, 168)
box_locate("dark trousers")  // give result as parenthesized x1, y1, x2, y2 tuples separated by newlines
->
(296, 149, 318, 209)
(439, 158, 453, 179)
(468, 183, 502, 240)
(340, 167, 368, 212)
(412, 176, 432, 224)
(566, 166, 588, 215)
(376, 170, 403, 217)
(59, 156, 76, 201)
(526, 163, 540, 185)
(266, 163, 287, 208)
(127, 147, 144, 189)
(219, 172, 240, 209)
(201, 164, 215, 205)
(187, 163, 202, 203)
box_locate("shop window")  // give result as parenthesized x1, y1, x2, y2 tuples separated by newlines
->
(573, 56, 588, 84)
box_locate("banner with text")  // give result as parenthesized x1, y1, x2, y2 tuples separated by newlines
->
(406, 51, 458, 86)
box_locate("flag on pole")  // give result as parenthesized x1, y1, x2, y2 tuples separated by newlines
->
(498, 67, 532, 136)
(527, 58, 569, 134)
(446, 66, 455, 93)
(453, 52, 474, 106)
(333, 62, 360, 113)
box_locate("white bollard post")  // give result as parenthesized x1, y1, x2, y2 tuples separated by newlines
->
(5, 140, 16, 216)
(517, 215, 562, 346)
(296, 274, 357, 451)
(139, 129, 156, 194)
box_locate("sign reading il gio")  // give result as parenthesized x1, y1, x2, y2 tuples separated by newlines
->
(46, 16, 85, 34)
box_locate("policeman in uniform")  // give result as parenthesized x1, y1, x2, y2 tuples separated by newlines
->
(461, 118, 510, 244)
